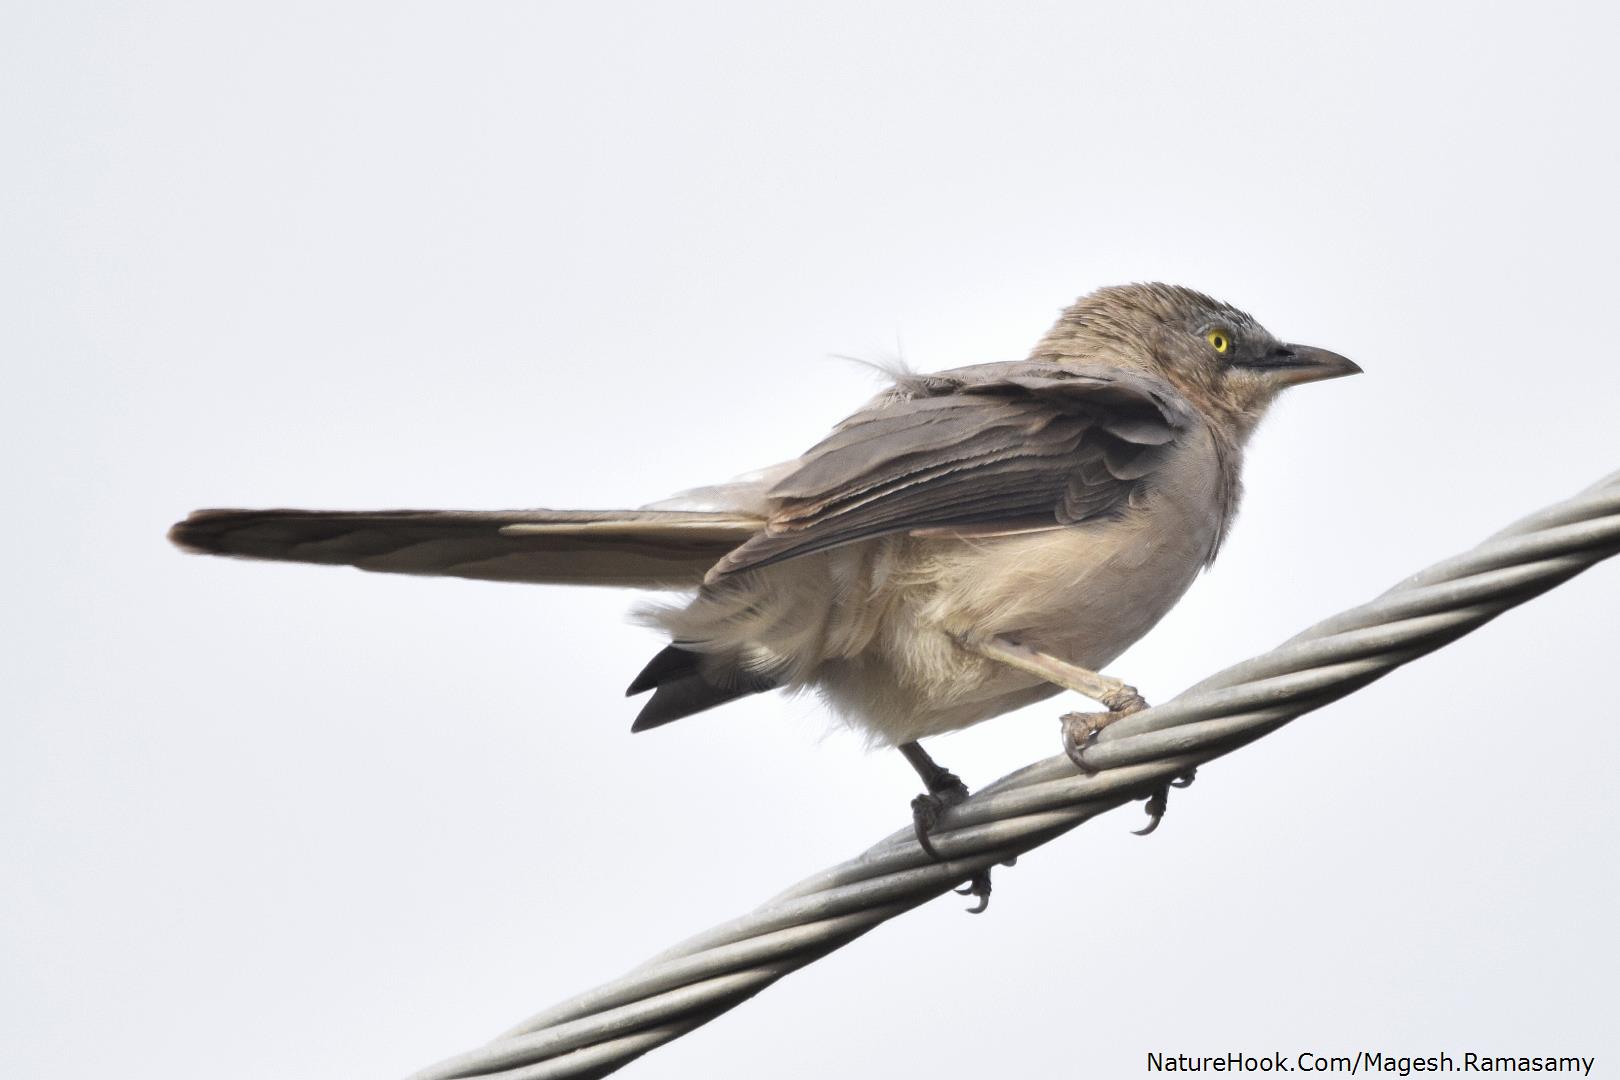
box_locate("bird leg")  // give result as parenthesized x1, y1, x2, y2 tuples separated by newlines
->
(899, 741, 993, 914)
(956, 635, 1146, 770)
(900, 740, 968, 859)
(959, 634, 1193, 835)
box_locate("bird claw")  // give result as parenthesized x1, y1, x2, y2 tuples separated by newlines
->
(1132, 768, 1196, 836)
(1060, 712, 1104, 772)
(911, 794, 946, 860)
(910, 775, 969, 861)
(955, 871, 992, 914)
(1132, 787, 1168, 835)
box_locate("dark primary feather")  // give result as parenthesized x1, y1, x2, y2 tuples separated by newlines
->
(169, 508, 762, 588)
(706, 362, 1195, 581)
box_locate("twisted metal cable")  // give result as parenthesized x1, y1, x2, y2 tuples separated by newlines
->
(407, 469, 1620, 1080)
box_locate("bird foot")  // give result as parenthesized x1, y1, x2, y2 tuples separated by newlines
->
(911, 773, 1000, 913)
(1060, 690, 1147, 773)
(910, 773, 969, 861)
(1133, 767, 1198, 836)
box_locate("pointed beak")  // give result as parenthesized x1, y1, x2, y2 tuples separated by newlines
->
(1248, 343, 1363, 387)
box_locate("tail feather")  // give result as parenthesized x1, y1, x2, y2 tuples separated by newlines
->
(626, 643, 778, 730)
(625, 643, 702, 695)
(168, 507, 761, 589)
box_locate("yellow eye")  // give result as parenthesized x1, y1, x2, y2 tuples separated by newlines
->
(1206, 329, 1230, 354)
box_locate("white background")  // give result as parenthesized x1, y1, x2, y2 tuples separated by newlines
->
(5, 3, 1619, 1078)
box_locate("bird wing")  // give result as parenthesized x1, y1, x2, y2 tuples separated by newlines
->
(169, 508, 762, 589)
(705, 361, 1197, 581)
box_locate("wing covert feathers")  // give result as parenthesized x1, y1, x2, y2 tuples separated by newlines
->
(705, 362, 1194, 581)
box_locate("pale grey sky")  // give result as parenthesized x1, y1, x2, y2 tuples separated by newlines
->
(4, 3, 1618, 1078)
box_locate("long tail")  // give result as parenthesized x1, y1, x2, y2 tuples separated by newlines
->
(168, 507, 762, 589)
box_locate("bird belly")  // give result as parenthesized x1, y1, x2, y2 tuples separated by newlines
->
(815, 438, 1228, 744)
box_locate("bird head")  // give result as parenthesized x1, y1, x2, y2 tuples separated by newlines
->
(1030, 283, 1361, 441)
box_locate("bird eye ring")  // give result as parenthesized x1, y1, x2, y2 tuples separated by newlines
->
(1206, 330, 1230, 354)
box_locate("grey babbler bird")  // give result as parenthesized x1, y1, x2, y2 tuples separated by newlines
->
(171, 283, 1359, 910)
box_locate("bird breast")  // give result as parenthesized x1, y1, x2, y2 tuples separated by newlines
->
(934, 424, 1227, 663)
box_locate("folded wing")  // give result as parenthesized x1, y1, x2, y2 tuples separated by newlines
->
(705, 362, 1196, 581)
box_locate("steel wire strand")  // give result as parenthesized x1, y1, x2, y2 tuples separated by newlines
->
(406, 469, 1620, 1080)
